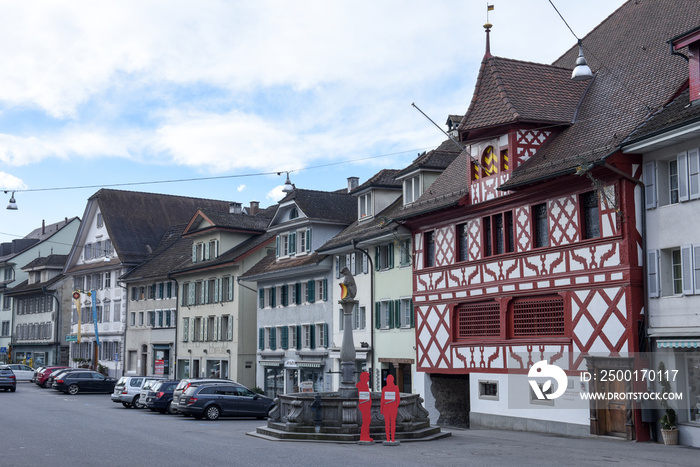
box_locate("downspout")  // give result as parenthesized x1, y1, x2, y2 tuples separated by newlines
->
(168, 274, 180, 379)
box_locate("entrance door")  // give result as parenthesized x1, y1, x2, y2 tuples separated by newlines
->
(603, 378, 627, 437)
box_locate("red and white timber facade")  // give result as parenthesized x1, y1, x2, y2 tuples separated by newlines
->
(404, 129, 649, 440)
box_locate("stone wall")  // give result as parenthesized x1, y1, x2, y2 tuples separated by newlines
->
(430, 374, 470, 428)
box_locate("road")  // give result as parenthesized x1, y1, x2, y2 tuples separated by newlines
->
(2, 382, 697, 466)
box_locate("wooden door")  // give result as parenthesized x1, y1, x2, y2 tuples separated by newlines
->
(603, 378, 627, 436)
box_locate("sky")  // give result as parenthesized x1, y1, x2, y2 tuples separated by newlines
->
(0, 0, 628, 243)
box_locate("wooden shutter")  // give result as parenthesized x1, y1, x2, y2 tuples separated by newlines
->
(276, 235, 280, 258)
(647, 250, 660, 298)
(183, 318, 189, 342)
(694, 245, 700, 295)
(643, 161, 656, 209)
(310, 325, 316, 349)
(192, 244, 197, 262)
(690, 149, 700, 200)
(296, 325, 302, 350)
(681, 244, 694, 295)
(306, 228, 312, 251)
(295, 283, 302, 305)
(409, 299, 414, 328)
(227, 316, 233, 341)
(204, 241, 210, 260)
(336, 256, 341, 279)
(394, 299, 401, 328)
(307, 280, 315, 303)
(679, 151, 690, 202)
(259, 328, 264, 350)
(281, 326, 288, 350)
(289, 232, 296, 256)
(375, 302, 381, 329)
(323, 323, 329, 348)
(389, 244, 395, 269)
(259, 288, 264, 308)
(322, 279, 328, 301)
(388, 301, 394, 328)
(282, 285, 288, 306)
(375, 246, 380, 271)
(270, 327, 276, 350)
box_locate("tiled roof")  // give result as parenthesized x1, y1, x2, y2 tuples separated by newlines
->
(623, 88, 700, 145)
(396, 151, 469, 220)
(240, 251, 329, 281)
(351, 169, 402, 194)
(23, 254, 69, 270)
(318, 197, 406, 252)
(278, 189, 356, 224)
(503, 0, 700, 188)
(6, 274, 64, 295)
(93, 189, 231, 265)
(192, 207, 273, 233)
(395, 139, 462, 178)
(458, 57, 588, 134)
(120, 224, 189, 281)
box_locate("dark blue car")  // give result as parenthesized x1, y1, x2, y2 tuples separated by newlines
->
(144, 380, 180, 414)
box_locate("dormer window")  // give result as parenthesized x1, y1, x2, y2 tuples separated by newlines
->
(192, 239, 219, 263)
(359, 193, 372, 218)
(290, 207, 299, 220)
(404, 175, 421, 204)
(472, 145, 509, 180)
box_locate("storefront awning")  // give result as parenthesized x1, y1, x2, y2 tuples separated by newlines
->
(657, 339, 700, 349)
(296, 362, 322, 368)
(259, 361, 282, 367)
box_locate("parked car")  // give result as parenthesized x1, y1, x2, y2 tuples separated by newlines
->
(111, 376, 162, 408)
(0, 365, 17, 392)
(144, 380, 180, 414)
(36, 366, 70, 388)
(52, 370, 117, 394)
(171, 378, 231, 414)
(6, 364, 34, 381)
(31, 366, 46, 383)
(137, 377, 167, 409)
(45, 368, 92, 389)
(178, 382, 274, 420)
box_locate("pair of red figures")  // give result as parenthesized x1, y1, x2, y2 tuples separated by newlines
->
(356, 371, 400, 443)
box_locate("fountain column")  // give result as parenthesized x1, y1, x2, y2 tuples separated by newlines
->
(339, 298, 358, 398)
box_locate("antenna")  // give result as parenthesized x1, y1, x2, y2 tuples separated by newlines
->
(411, 103, 482, 169)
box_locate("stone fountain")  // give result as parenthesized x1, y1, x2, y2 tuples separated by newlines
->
(249, 268, 449, 443)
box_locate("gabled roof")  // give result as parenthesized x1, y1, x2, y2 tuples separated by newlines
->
(23, 254, 69, 270)
(394, 139, 462, 179)
(120, 224, 189, 281)
(275, 189, 356, 225)
(184, 206, 274, 235)
(240, 250, 329, 281)
(91, 189, 231, 266)
(318, 197, 407, 252)
(502, 0, 700, 189)
(623, 87, 700, 147)
(396, 151, 469, 220)
(0, 217, 79, 262)
(351, 169, 402, 194)
(458, 56, 588, 134)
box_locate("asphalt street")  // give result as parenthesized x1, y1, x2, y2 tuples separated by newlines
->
(2, 381, 697, 467)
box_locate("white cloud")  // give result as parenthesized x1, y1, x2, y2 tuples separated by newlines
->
(0, 172, 27, 191)
(237, 184, 246, 192)
(266, 185, 286, 202)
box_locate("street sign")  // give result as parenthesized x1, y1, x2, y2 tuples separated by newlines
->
(0, 347, 6, 354)
(66, 335, 77, 342)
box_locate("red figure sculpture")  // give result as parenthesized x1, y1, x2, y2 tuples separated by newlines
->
(381, 374, 400, 443)
(356, 371, 373, 442)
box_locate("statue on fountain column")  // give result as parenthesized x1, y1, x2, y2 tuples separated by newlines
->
(339, 267, 357, 301)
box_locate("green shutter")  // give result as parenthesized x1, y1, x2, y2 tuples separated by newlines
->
(388, 301, 394, 328)
(296, 325, 302, 350)
(375, 246, 380, 271)
(276, 235, 280, 257)
(310, 325, 316, 349)
(306, 228, 312, 251)
(259, 328, 264, 350)
(394, 300, 401, 328)
(322, 279, 328, 301)
(282, 285, 288, 306)
(307, 280, 315, 303)
(270, 287, 276, 308)
(409, 299, 414, 328)
(270, 328, 276, 350)
(281, 326, 289, 350)
(375, 302, 381, 329)
(192, 244, 197, 262)
(389, 244, 395, 269)
(323, 323, 329, 348)
(295, 283, 302, 305)
(289, 232, 296, 255)
(259, 288, 264, 308)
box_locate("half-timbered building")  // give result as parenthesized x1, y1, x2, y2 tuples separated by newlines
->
(398, 1, 700, 440)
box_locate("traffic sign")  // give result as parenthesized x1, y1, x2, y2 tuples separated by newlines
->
(0, 347, 6, 354)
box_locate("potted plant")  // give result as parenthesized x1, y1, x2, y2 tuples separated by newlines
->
(658, 362, 678, 445)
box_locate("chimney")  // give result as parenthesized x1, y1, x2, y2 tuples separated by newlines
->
(347, 177, 359, 193)
(42, 220, 45, 235)
(249, 201, 259, 216)
(673, 29, 700, 104)
(229, 202, 242, 214)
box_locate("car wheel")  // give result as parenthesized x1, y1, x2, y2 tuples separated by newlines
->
(68, 384, 79, 395)
(10, 387, 16, 392)
(122, 402, 132, 408)
(43, 380, 51, 388)
(205, 405, 221, 421)
(167, 402, 177, 415)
